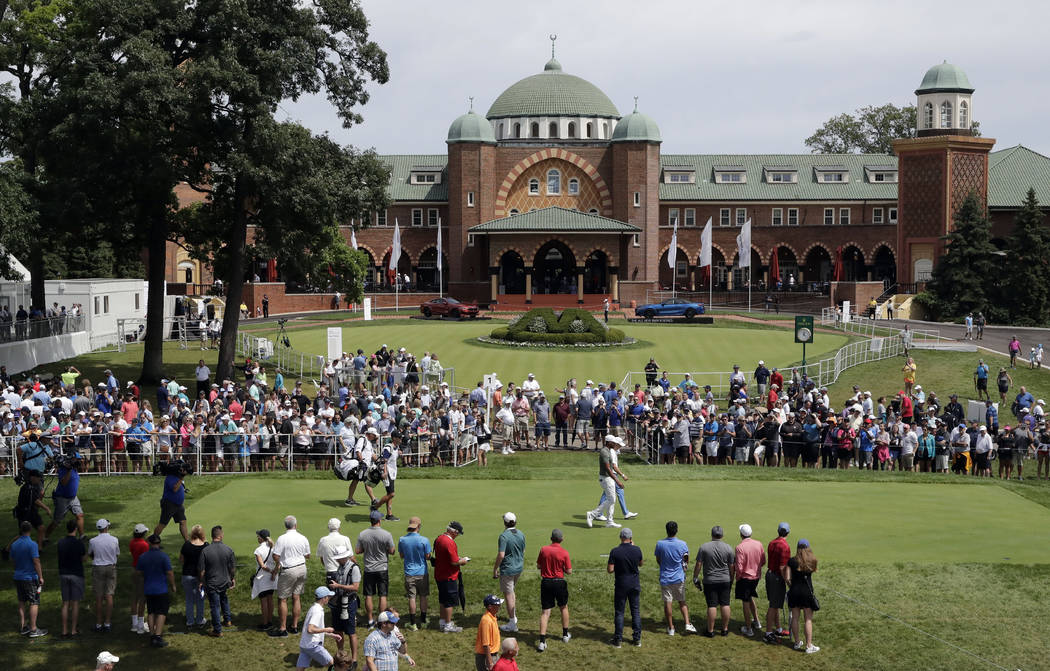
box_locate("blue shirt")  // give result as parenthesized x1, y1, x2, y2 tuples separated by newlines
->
(976, 364, 989, 380)
(274, 372, 284, 391)
(653, 537, 689, 585)
(986, 405, 998, 426)
(20, 441, 53, 472)
(1016, 392, 1034, 412)
(11, 535, 39, 581)
(398, 532, 431, 577)
(136, 548, 172, 595)
(54, 467, 79, 499)
(161, 475, 185, 505)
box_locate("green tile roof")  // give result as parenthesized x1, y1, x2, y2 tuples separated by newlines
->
(916, 61, 974, 94)
(470, 206, 641, 233)
(486, 60, 620, 119)
(659, 154, 899, 201)
(988, 145, 1050, 209)
(380, 155, 448, 201)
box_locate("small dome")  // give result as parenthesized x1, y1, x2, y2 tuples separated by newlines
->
(544, 58, 562, 72)
(610, 108, 661, 143)
(486, 60, 619, 119)
(446, 110, 497, 144)
(916, 61, 974, 94)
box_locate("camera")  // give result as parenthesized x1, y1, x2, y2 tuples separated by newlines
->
(13, 468, 42, 487)
(54, 453, 81, 471)
(152, 459, 196, 477)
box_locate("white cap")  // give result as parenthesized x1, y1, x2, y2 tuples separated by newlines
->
(503, 512, 516, 524)
(979, 425, 987, 431)
(739, 524, 753, 538)
(133, 523, 149, 534)
(528, 373, 535, 378)
(96, 651, 120, 665)
(96, 518, 111, 530)
(1039, 400, 1046, 405)
(605, 434, 624, 446)
(758, 360, 764, 365)
(586, 379, 594, 385)
(915, 385, 922, 390)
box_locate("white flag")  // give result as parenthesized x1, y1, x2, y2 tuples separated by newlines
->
(736, 218, 752, 268)
(436, 216, 442, 260)
(350, 228, 358, 250)
(667, 217, 678, 269)
(699, 217, 712, 267)
(389, 219, 401, 271)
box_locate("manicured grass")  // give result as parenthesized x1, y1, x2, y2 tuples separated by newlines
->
(2, 453, 1048, 671)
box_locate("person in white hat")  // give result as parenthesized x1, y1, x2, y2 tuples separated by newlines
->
(345, 427, 379, 506)
(327, 546, 361, 662)
(585, 435, 625, 529)
(753, 361, 770, 399)
(521, 373, 540, 401)
(95, 651, 120, 670)
(734, 524, 765, 637)
(495, 399, 515, 455)
(493, 512, 525, 633)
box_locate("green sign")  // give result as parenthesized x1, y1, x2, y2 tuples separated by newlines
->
(794, 315, 814, 344)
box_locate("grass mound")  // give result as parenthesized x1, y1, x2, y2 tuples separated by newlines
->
(489, 307, 627, 345)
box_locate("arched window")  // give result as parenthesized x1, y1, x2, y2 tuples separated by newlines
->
(530, 122, 539, 138)
(603, 122, 609, 138)
(586, 122, 593, 138)
(923, 102, 934, 129)
(513, 122, 521, 138)
(528, 178, 539, 195)
(959, 100, 968, 128)
(548, 122, 558, 138)
(498, 123, 504, 139)
(509, 209, 519, 216)
(940, 101, 953, 129)
(588, 208, 599, 214)
(547, 169, 561, 195)
(567, 122, 576, 138)
(568, 178, 579, 195)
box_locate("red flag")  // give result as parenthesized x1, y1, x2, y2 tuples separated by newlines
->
(328, 264, 336, 278)
(833, 246, 844, 281)
(770, 248, 780, 286)
(266, 258, 277, 282)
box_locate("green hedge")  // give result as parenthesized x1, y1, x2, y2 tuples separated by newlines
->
(493, 308, 627, 344)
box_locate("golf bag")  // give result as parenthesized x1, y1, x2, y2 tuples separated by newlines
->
(333, 457, 359, 481)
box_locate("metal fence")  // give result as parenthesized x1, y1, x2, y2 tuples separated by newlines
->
(1, 431, 478, 477)
(0, 314, 86, 343)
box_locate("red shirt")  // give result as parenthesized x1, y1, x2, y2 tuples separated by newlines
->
(434, 533, 460, 582)
(900, 396, 913, 419)
(770, 371, 784, 390)
(536, 543, 571, 579)
(766, 389, 778, 411)
(229, 399, 243, 421)
(129, 537, 150, 567)
(493, 658, 519, 671)
(767, 536, 790, 573)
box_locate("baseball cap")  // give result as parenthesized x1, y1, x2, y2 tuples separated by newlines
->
(739, 524, 752, 538)
(256, 528, 270, 539)
(133, 523, 149, 534)
(407, 516, 422, 531)
(778, 522, 790, 534)
(147, 534, 163, 545)
(369, 510, 383, 523)
(315, 586, 336, 599)
(483, 594, 504, 607)
(503, 512, 516, 524)
(758, 360, 764, 365)
(377, 611, 400, 623)
(797, 538, 810, 549)
(448, 520, 464, 534)
(96, 518, 111, 530)
(96, 651, 120, 665)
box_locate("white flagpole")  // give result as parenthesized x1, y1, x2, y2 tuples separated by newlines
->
(390, 219, 401, 312)
(700, 217, 712, 311)
(437, 216, 443, 299)
(669, 217, 679, 298)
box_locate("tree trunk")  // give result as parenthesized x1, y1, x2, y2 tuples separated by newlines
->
(216, 180, 248, 383)
(138, 206, 169, 386)
(28, 244, 44, 310)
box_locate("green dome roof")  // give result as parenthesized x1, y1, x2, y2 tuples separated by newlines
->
(916, 61, 974, 94)
(486, 60, 620, 119)
(446, 110, 496, 144)
(610, 108, 661, 143)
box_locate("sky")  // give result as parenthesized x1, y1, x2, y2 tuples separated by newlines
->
(281, 0, 1049, 157)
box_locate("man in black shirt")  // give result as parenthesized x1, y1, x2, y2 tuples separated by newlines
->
(57, 519, 87, 636)
(644, 359, 659, 388)
(606, 527, 643, 647)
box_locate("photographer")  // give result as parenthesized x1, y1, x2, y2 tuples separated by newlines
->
(153, 461, 191, 541)
(18, 431, 54, 475)
(45, 452, 85, 541)
(8, 470, 49, 551)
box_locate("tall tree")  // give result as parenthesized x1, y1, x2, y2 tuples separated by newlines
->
(0, 161, 32, 279)
(805, 103, 982, 154)
(186, 0, 389, 382)
(1001, 188, 1050, 325)
(926, 191, 998, 318)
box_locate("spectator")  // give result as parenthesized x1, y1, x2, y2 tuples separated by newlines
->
(57, 518, 86, 637)
(734, 524, 766, 637)
(363, 610, 407, 671)
(95, 651, 120, 670)
(475, 594, 503, 671)
(251, 529, 278, 631)
(434, 520, 469, 633)
(137, 534, 176, 647)
(787, 539, 821, 654)
(271, 515, 312, 637)
(535, 528, 572, 651)
(199, 525, 236, 637)
(606, 526, 643, 648)
(11, 520, 47, 638)
(128, 524, 150, 634)
(492, 637, 520, 671)
(492, 512, 525, 633)
(89, 518, 119, 633)
(13, 469, 48, 550)
(356, 509, 397, 627)
(397, 516, 431, 631)
(694, 525, 735, 638)
(763, 522, 792, 643)
(653, 520, 694, 636)
(297, 586, 341, 671)
(318, 518, 353, 581)
(327, 545, 361, 663)
(180, 525, 208, 629)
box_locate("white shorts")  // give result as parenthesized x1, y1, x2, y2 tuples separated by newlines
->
(297, 643, 332, 668)
(705, 441, 719, 457)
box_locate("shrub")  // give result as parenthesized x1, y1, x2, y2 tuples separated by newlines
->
(527, 316, 548, 333)
(568, 319, 587, 333)
(491, 307, 627, 344)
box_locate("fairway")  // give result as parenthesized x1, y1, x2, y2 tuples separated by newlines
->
(245, 318, 850, 387)
(188, 477, 1049, 565)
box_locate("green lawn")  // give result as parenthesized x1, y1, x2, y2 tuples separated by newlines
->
(2, 453, 1048, 671)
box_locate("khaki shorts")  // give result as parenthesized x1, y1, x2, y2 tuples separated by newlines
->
(404, 574, 430, 599)
(514, 417, 529, 433)
(499, 572, 521, 595)
(93, 564, 117, 596)
(501, 425, 514, 444)
(901, 454, 915, 470)
(277, 563, 307, 599)
(661, 581, 686, 603)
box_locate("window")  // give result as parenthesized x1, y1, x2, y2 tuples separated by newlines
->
(940, 100, 952, 129)
(513, 123, 521, 138)
(498, 123, 504, 139)
(588, 208, 599, 214)
(411, 208, 423, 227)
(548, 122, 558, 138)
(668, 173, 690, 183)
(94, 296, 100, 315)
(839, 208, 850, 226)
(546, 169, 561, 195)
(959, 100, 968, 128)
(603, 122, 609, 138)
(685, 208, 696, 227)
(509, 209, 519, 216)
(676, 258, 688, 278)
(668, 208, 679, 226)
(412, 172, 437, 184)
(823, 208, 834, 225)
(772, 208, 783, 226)
(735, 208, 747, 226)
(718, 172, 744, 183)
(103, 296, 109, 314)
(567, 122, 576, 138)
(888, 207, 898, 223)
(586, 122, 593, 138)
(924, 102, 934, 129)
(427, 208, 439, 227)
(376, 210, 387, 226)
(467, 234, 476, 247)
(528, 178, 539, 195)
(873, 207, 884, 224)
(821, 172, 845, 182)
(787, 208, 799, 226)
(632, 233, 640, 247)
(135, 293, 140, 310)
(768, 171, 796, 183)
(568, 178, 579, 195)
(467, 191, 474, 207)
(633, 192, 640, 207)
(530, 122, 539, 138)
(719, 208, 731, 227)
(874, 173, 886, 182)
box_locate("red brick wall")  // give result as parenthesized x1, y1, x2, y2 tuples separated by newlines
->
(240, 283, 445, 315)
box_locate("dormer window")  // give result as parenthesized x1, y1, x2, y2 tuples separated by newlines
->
(713, 166, 746, 184)
(864, 166, 898, 183)
(814, 166, 848, 183)
(663, 167, 695, 184)
(764, 167, 798, 183)
(410, 167, 442, 185)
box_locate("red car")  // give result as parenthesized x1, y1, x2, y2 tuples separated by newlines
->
(419, 297, 479, 319)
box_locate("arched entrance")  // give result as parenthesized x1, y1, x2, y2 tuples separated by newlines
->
(659, 247, 689, 290)
(499, 250, 525, 294)
(731, 249, 762, 290)
(583, 251, 608, 293)
(534, 240, 576, 294)
(872, 246, 896, 284)
(842, 246, 865, 281)
(355, 249, 377, 291)
(772, 246, 799, 288)
(803, 246, 832, 285)
(416, 247, 448, 293)
(382, 249, 413, 290)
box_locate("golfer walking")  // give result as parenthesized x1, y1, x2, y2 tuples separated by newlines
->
(585, 436, 625, 529)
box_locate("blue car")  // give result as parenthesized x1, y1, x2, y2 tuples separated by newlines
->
(635, 298, 705, 319)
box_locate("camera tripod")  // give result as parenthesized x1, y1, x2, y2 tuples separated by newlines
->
(274, 318, 292, 349)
